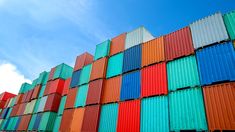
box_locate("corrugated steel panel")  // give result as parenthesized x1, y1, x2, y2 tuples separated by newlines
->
(33, 113, 42, 130)
(223, 10, 235, 40)
(65, 88, 77, 109)
(81, 105, 100, 132)
(106, 53, 123, 78)
(196, 42, 235, 85)
(90, 57, 108, 81)
(79, 64, 92, 85)
(203, 82, 235, 131)
(141, 62, 168, 97)
(37, 96, 47, 113)
(39, 112, 57, 131)
(117, 100, 140, 132)
(102, 76, 121, 104)
(164, 27, 194, 61)
(16, 103, 26, 116)
(110, 33, 126, 56)
(31, 85, 41, 100)
(48, 67, 56, 81)
(10, 104, 19, 117)
(18, 114, 31, 130)
(53, 115, 62, 132)
(74, 84, 88, 107)
(57, 96, 66, 115)
(94, 40, 111, 60)
(120, 70, 141, 101)
(0, 92, 15, 101)
(86, 79, 103, 105)
(167, 55, 200, 91)
(33, 98, 40, 114)
(141, 96, 169, 132)
(44, 79, 65, 96)
(125, 26, 154, 49)
(38, 85, 46, 98)
(60, 109, 74, 131)
(28, 114, 37, 130)
(169, 87, 208, 131)
(62, 78, 71, 96)
(123, 45, 142, 73)
(24, 99, 36, 114)
(70, 70, 81, 88)
(142, 36, 165, 67)
(74, 52, 94, 71)
(37, 71, 49, 85)
(70, 107, 85, 131)
(99, 103, 118, 132)
(190, 12, 229, 49)
(44, 93, 61, 112)
(53, 63, 73, 80)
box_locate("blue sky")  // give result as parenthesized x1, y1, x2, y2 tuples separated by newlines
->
(0, 0, 234, 93)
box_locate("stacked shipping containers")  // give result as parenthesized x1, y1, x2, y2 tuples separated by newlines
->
(0, 10, 235, 131)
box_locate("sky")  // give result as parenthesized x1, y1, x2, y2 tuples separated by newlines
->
(0, 0, 234, 94)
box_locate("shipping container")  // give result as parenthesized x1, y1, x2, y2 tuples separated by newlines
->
(65, 88, 77, 109)
(102, 76, 121, 104)
(203, 82, 235, 131)
(44, 78, 65, 96)
(167, 55, 200, 91)
(86, 79, 103, 105)
(48, 67, 56, 81)
(190, 12, 229, 49)
(62, 78, 71, 96)
(169, 87, 208, 131)
(14, 94, 23, 105)
(99, 103, 118, 132)
(164, 27, 194, 61)
(38, 112, 57, 131)
(36, 71, 49, 85)
(74, 84, 88, 107)
(25, 89, 33, 102)
(17, 103, 26, 116)
(141, 62, 168, 97)
(59, 109, 74, 131)
(37, 96, 47, 113)
(70, 107, 85, 131)
(81, 105, 100, 132)
(125, 26, 154, 49)
(123, 45, 142, 73)
(57, 96, 66, 115)
(224, 10, 235, 40)
(33, 113, 43, 130)
(17, 114, 31, 130)
(106, 53, 123, 78)
(0, 101, 5, 109)
(0, 92, 16, 101)
(70, 70, 81, 88)
(31, 85, 41, 100)
(74, 52, 94, 71)
(24, 99, 36, 114)
(38, 85, 46, 98)
(94, 40, 111, 60)
(53, 63, 73, 80)
(121, 70, 141, 101)
(10, 104, 19, 117)
(33, 98, 40, 114)
(90, 57, 108, 81)
(196, 42, 235, 85)
(142, 36, 165, 67)
(53, 115, 62, 132)
(79, 64, 92, 85)
(44, 93, 61, 112)
(141, 96, 169, 132)
(117, 100, 140, 132)
(110, 33, 126, 56)
(28, 114, 37, 130)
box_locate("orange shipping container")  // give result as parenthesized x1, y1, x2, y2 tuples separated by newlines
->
(70, 108, 85, 132)
(203, 82, 235, 131)
(60, 109, 75, 131)
(142, 36, 165, 67)
(74, 52, 94, 71)
(110, 33, 126, 56)
(90, 57, 107, 81)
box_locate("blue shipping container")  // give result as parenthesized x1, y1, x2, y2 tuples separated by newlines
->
(33, 113, 43, 130)
(0, 108, 9, 119)
(70, 70, 81, 88)
(196, 42, 235, 85)
(120, 70, 141, 101)
(123, 45, 141, 73)
(14, 117, 21, 130)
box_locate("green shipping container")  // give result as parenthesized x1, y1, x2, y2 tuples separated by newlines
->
(19, 83, 31, 94)
(39, 112, 57, 131)
(33, 98, 41, 114)
(37, 96, 47, 113)
(169, 87, 208, 131)
(141, 96, 169, 132)
(224, 10, 235, 40)
(38, 85, 46, 98)
(37, 71, 49, 85)
(79, 64, 92, 85)
(24, 99, 36, 114)
(94, 40, 111, 60)
(74, 84, 88, 107)
(28, 114, 37, 130)
(106, 53, 123, 78)
(6, 117, 17, 130)
(53, 63, 73, 80)
(57, 96, 67, 115)
(53, 116, 62, 132)
(167, 55, 200, 91)
(31, 78, 39, 89)
(98, 103, 118, 132)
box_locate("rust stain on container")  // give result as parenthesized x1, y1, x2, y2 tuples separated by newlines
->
(110, 33, 126, 56)
(31, 85, 41, 100)
(64, 88, 77, 109)
(86, 79, 104, 105)
(70, 107, 85, 132)
(203, 82, 235, 131)
(90, 57, 108, 81)
(142, 36, 165, 67)
(81, 105, 100, 132)
(62, 78, 71, 96)
(74, 52, 94, 71)
(60, 109, 75, 131)
(102, 76, 121, 104)
(18, 114, 31, 130)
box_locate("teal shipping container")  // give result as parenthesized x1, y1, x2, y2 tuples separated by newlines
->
(33, 98, 41, 114)
(223, 10, 235, 40)
(19, 83, 31, 94)
(37, 71, 49, 85)
(31, 78, 38, 89)
(106, 53, 123, 78)
(98, 103, 118, 132)
(74, 84, 88, 107)
(79, 64, 92, 85)
(39, 112, 57, 131)
(28, 114, 37, 130)
(53, 116, 62, 132)
(141, 96, 169, 132)
(53, 63, 73, 80)
(37, 96, 47, 113)
(6, 117, 18, 130)
(57, 96, 67, 115)
(94, 40, 111, 60)
(38, 85, 46, 98)
(167, 55, 200, 91)
(169, 87, 208, 131)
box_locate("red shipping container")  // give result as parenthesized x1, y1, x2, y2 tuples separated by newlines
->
(44, 79, 65, 96)
(65, 88, 78, 109)
(44, 93, 61, 112)
(141, 62, 168, 97)
(20, 93, 27, 103)
(0, 92, 16, 101)
(14, 94, 23, 105)
(86, 79, 103, 105)
(31, 85, 41, 100)
(62, 78, 71, 96)
(60, 109, 75, 131)
(90, 57, 107, 81)
(0, 100, 6, 109)
(109, 33, 126, 56)
(81, 105, 100, 132)
(25, 89, 34, 102)
(164, 27, 194, 61)
(117, 100, 140, 132)
(17, 114, 31, 130)
(48, 67, 56, 81)
(74, 52, 94, 71)
(16, 103, 26, 116)
(10, 104, 20, 117)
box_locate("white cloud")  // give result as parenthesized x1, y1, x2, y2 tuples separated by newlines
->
(0, 61, 31, 94)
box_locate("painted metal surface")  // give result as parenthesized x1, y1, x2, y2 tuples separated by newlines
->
(70, 107, 85, 132)
(0, 92, 16, 101)
(164, 27, 194, 61)
(33, 99, 40, 114)
(52, 116, 61, 132)
(94, 40, 111, 60)
(125, 26, 154, 50)
(24, 99, 36, 114)
(86, 79, 103, 105)
(123, 45, 142, 73)
(223, 10, 235, 40)
(117, 100, 140, 132)
(60, 109, 74, 131)
(74, 84, 88, 107)
(33, 113, 42, 130)
(74, 52, 94, 71)
(141, 62, 168, 97)
(141, 96, 169, 132)
(31, 85, 41, 100)
(190, 12, 229, 49)
(169, 87, 208, 131)
(106, 53, 123, 78)
(18, 115, 31, 130)
(44, 93, 61, 112)
(167, 55, 200, 91)
(28, 114, 36, 130)
(57, 96, 66, 115)
(38, 112, 57, 131)
(203, 82, 235, 131)
(44, 78, 65, 95)
(120, 70, 141, 101)
(78, 64, 92, 85)
(38, 85, 46, 98)
(53, 63, 73, 80)
(90, 57, 108, 81)
(110, 33, 126, 56)
(99, 103, 118, 132)
(62, 78, 71, 96)
(70, 70, 81, 88)
(36, 71, 49, 85)
(65, 88, 77, 109)
(37, 96, 47, 113)
(196, 42, 235, 85)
